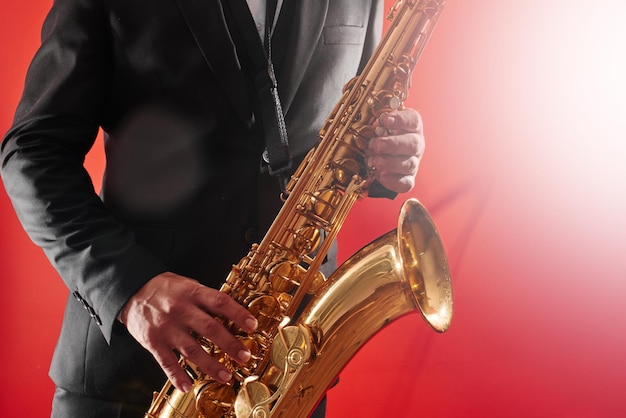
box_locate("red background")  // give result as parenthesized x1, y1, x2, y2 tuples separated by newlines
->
(2, 1, 626, 417)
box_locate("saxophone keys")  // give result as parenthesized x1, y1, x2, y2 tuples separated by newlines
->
(352, 125, 376, 150)
(331, 159, 362, 187)
(270, 324, 313, 373)
(234, 377, 272, 418)
(389, 94, 401, 110)
(268, 261, 305, 292)
(247, 295, 283, 330)
(195, 381, 236, 418)
(310, 189, 342, 219)
(369, 91, 402, 117)
(306, 270, 326, 295)
(292, 224, 321, 255)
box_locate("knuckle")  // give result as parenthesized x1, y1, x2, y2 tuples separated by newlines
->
(155, 351, 183, 378)
(179, 341, 205, 360)
(394, 108, 417, 128)
(411, 135, 424, 155)
(374, 155, 387, 170)
(160, 356, 181, 375)
(406, 108, 421, 128)
(407, 156, 419, 174)
(390, 135, 401, 149)
(187, 281, 205, 300)
(201, 318, 222, 338)
(211, 291, 232, 310)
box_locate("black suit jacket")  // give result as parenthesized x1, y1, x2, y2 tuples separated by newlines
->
(1, 0, 384, 406)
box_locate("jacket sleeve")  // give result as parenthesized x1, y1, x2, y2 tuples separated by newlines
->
(0, 0, 166, 343)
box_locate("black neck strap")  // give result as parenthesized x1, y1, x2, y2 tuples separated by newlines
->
(264, 0, 278, 53)
(224, 0, 291, 176)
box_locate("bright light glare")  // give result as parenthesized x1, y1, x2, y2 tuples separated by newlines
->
(492, 2, 626, 227)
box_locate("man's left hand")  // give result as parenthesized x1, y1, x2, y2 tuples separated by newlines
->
(367, 108, 425, 194)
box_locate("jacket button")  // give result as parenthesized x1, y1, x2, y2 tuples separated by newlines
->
(244, 228, 259, 244)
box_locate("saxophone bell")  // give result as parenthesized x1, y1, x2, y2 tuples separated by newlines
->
(396, 198, 453, 333)
(267, 198, 453, 417)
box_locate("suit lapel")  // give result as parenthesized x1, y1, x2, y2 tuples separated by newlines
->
(273, 0, 329, 115)
(174, 0, 329, 124)
(174, 0, 252, 123)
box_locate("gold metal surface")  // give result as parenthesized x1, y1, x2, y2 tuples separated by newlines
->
(271, 199, 453, 417)
(145, 1, 451, 417)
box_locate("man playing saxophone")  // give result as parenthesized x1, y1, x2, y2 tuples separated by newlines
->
(1, 0, 425, 416)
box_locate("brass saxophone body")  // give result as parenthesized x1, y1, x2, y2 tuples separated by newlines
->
(145, 1, 452, 417)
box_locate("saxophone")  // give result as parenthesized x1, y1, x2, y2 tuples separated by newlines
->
(145, 0, 452, 416)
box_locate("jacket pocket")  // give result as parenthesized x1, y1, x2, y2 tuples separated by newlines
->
(323, 25, 364, 45)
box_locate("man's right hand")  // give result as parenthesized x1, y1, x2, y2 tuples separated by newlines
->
(117, 272, 258, 392)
